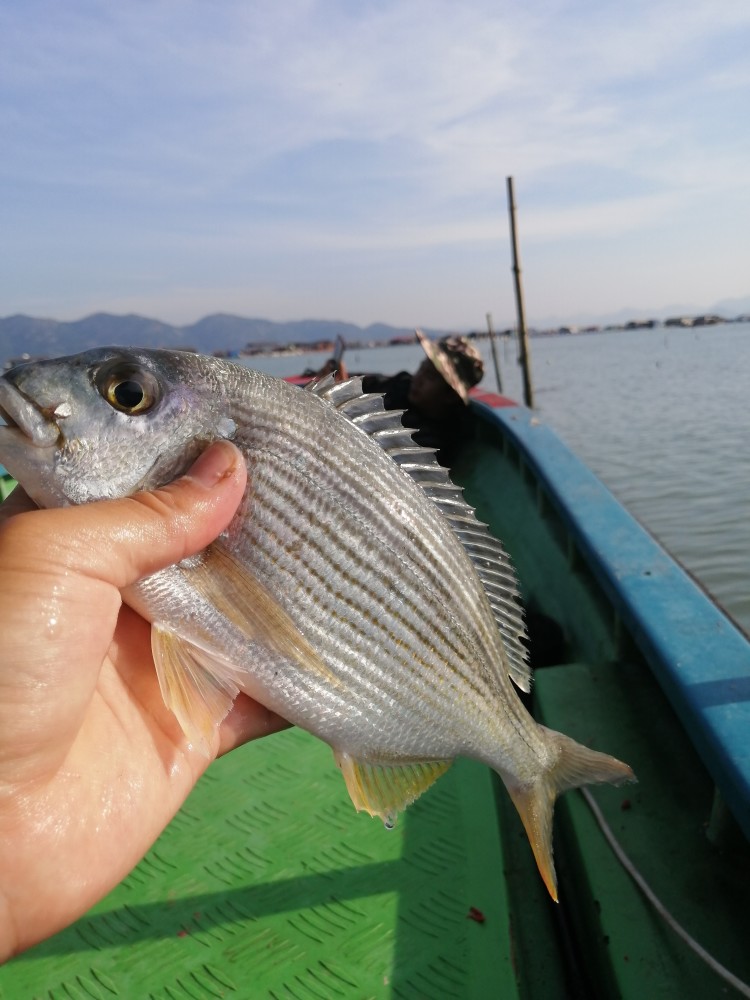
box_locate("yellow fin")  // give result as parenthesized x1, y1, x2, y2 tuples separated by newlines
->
(151, 624, 243, 757)
(184, 542, 339, 688)
(507, 781, 559, 901)
(151, 542, 339, 755)
(335, 752, 451, 825)
(506, 728, 635, 902)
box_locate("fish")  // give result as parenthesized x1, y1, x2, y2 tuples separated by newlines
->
(0, 347, 634, 899)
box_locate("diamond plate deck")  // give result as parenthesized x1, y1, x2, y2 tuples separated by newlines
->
(0, 728, 520, 999)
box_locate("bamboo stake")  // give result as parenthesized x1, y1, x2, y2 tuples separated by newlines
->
(506, 176, 534, 408)
(485, 312, 503, 393)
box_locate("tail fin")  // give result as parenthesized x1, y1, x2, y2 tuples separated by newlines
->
(505, 727, 635, 901)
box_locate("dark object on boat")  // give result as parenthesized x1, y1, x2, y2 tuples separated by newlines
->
(1, 391, 748, 998)
(524, 607, 567, 670)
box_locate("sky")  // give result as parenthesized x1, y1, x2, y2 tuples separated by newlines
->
(2, 0, 749, 330)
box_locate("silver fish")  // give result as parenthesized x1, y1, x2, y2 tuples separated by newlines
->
(0, 347, 633, 899)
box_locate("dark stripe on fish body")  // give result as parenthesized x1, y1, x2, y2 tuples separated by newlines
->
(242, 410, 473, 613)
(242, 465, 498, 717)
(233, 400, 516, 718)
(247, 454, 470, 640)
(249, 495, 477, 704)
(226, 372, 536, 755)
(248, 463, 488, 671)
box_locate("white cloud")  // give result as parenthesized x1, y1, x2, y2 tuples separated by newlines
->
(1, 0, 749, 323)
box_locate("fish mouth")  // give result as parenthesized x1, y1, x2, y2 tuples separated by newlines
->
(0, 381, 60, 448)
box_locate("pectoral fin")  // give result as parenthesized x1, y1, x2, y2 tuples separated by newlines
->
(335, 751, 451, 825)
(152, 625, 243, 756)
(185, 543, 338, 687)
(151, 541, 338, 755)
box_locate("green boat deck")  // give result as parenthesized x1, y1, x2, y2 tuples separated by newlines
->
(1, 730, 530, 999)
(5, 667, 748, 999)
(2, 402, 749, 998)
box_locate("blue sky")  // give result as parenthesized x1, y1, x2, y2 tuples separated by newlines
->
(2, 0, 749, 328)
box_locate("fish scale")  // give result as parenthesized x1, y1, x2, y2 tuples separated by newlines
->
(238, 426, 497, 694)
(0, 346, 634, 899)
(229, 382, 502, 756)
(243, 460, 503, 728)
(252, 476, 475, 674)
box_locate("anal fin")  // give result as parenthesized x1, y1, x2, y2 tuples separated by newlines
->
(334, 751, 451, 826)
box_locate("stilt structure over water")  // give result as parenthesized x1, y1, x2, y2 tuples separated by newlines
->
(506, 176, 534, 408)
(485, 311, 503, 393)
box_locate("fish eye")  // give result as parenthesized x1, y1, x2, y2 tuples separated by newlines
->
(95, 362, 161, 415)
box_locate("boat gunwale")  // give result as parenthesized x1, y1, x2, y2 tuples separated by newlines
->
(471, 399, 750, 843)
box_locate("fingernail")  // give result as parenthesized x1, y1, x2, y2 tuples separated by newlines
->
(186, 441, 238, 488)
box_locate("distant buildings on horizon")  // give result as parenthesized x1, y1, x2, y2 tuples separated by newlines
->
(213, 311, 750, 360)
(4, 311, 749, 371)
(485, 311, 749, 341)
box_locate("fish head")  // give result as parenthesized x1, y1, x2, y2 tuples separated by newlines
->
(0, 347, 236, 507)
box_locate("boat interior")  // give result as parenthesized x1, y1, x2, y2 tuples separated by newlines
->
(1, 400, 749, 998)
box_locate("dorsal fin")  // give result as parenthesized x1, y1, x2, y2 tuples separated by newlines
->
(312, 376, 531, 692)
(304, 371, 337, 394)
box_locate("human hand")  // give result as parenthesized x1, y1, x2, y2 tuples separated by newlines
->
(0, 441, 288, 961)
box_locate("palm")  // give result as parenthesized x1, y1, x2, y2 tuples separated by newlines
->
(0, 446, 286, 960)
(0, 594, 204, 953)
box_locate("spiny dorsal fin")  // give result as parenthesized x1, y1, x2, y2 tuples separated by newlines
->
(304, 371, 338, 394)
(313, 376, 531, 692)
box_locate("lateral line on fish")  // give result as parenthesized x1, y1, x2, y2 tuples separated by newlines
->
(322, 381, 530, 689)
(265, 446, 468, 610)
(252, 447, 477, 615)
(308, 381, 531, 689)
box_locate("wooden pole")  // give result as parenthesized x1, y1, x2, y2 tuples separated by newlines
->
(506, 176, 534, 408)
(485, 311, 503, 393)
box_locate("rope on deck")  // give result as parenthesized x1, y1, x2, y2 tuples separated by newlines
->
(580, 787, 750, 999)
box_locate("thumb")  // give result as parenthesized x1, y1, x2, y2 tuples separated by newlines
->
(0, 441, 248, 771)
(0, 440, 247, 590)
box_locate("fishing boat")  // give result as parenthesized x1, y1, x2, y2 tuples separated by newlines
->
(1, 390, 749, 999)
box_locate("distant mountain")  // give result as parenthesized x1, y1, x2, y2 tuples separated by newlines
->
(0, 312, 425, 363)
(3, 298, 748, 364)
(711, 294, 750, 317)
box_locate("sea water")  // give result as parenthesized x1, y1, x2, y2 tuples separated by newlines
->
(248, 322, 750, 635)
